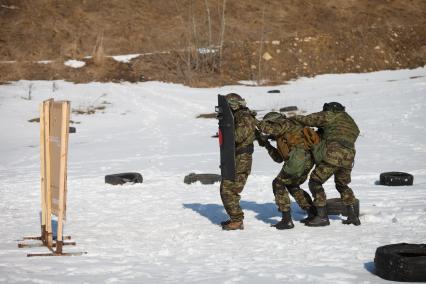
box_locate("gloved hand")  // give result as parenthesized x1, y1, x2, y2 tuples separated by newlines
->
(255, 129, 270, 147)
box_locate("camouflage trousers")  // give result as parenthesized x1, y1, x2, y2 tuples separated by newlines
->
(220, 153, 252, 222)
(273, 151, 314, 212)
(308, 162, 356, 207)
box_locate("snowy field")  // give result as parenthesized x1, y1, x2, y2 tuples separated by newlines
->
(0, 67, 425, 283)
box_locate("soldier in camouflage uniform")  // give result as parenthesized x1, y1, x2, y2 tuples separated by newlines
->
(292, 102, 361, 226)
(220, 93, 256, 230)
(256, 112, 317, 229)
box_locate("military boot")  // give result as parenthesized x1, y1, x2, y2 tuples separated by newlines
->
(342, 205, 361, 226)
(300, 206, 317, 224)
(222, 220, 244, 230)
(272, 211, 294, 230)
(305, 206, 330, 227)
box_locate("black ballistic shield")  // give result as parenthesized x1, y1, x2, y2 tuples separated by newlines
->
(216, 95, 236, 181)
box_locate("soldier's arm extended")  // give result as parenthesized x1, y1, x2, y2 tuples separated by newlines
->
(255, 127, 283, 163)
(291, 112, 327, 128)
(265, 143, 283, 163)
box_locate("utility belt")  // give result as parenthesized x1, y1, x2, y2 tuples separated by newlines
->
(236, 144, 254, 155)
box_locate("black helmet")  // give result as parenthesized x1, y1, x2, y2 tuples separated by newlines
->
(225, 93, 246, 110)
(262, 111, 286, 121)
(323, 102, 345, 112)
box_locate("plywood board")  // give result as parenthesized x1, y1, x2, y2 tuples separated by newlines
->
(49, 101, 69, 220)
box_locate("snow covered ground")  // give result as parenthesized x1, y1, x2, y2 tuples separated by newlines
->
(0, 67, 425, 283)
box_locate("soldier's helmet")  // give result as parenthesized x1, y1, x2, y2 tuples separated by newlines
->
(263, 111, 286, 122)
(225, 93, 247, 110)
(323, 102, 345, 112)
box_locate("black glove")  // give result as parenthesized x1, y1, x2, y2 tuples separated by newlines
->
(255, 129, 269, 147)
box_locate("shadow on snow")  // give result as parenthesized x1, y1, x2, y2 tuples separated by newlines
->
(183, 201, 310, 225)
(364, 261, 376, 275)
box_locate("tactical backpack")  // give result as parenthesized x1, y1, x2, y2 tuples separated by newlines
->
(276, 127, 321, 162)
(302, 127, 325, 165)
(302, 127, 320, 149)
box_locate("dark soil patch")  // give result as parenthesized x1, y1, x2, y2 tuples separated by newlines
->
(0, 1, 425, 86)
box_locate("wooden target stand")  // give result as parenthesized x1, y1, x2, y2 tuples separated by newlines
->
(18, 99, 85, 257)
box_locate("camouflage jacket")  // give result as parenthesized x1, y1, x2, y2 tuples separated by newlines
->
(292, 111, 360, 168)
(234, 108, 256, 154)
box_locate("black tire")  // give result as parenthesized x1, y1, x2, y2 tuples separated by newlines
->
(184, 173, 221, 185)
(374, 243, 426, 282)
(326, 198, 360, 217)
(379, 172, 414, 186)
(279, 106, 298, 112)
(105, 172, 143, 185)
(267, 89, 281, 93)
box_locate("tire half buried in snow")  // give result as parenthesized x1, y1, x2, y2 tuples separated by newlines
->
(374, 243, 426, 282)
(105, 172, 143, 185)
(184, 173, 221, 185)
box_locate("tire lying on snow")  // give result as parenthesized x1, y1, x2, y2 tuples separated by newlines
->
(279, 106, 298, 112)
(184, 173, 221, 185)
(326, 198, 360, 217)
(379, 172, 414, 186)
(374, 243, 426, 282)
(105, 172, 143, 185)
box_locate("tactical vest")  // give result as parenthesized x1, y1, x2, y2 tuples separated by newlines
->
(275, 121, 318, 160)
(323, 111, 359, 149)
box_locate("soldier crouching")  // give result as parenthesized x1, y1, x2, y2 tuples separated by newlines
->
(257, 112, 317, 229)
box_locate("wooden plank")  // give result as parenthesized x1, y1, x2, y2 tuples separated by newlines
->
(49, 102, 63, 218)
(39, 102, 47, 240)
(21, 235, 72, 241)
(27, 252, 87, 257)
(43, 100, 53, 248)
(56, 101, 70, 249)
(18, 241, 76, 248)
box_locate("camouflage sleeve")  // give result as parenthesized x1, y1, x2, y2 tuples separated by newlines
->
(235, 113, 255, 144)
(292, 112, 327, 128)
(265, 143, 283, 163)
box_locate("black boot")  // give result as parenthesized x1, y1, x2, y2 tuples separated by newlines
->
(300, 206, 317, 224)
(272, 211, 294, 230)
(342, 205, 361, 226)
(305, 206, 330, 227)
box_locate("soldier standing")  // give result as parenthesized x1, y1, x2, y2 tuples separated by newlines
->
(292, 102, 361, 226)
(220, 93, 256, 230)
(257, 112, 317, 229)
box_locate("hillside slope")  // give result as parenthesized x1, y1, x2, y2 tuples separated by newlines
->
(0, 0, 425, 85)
